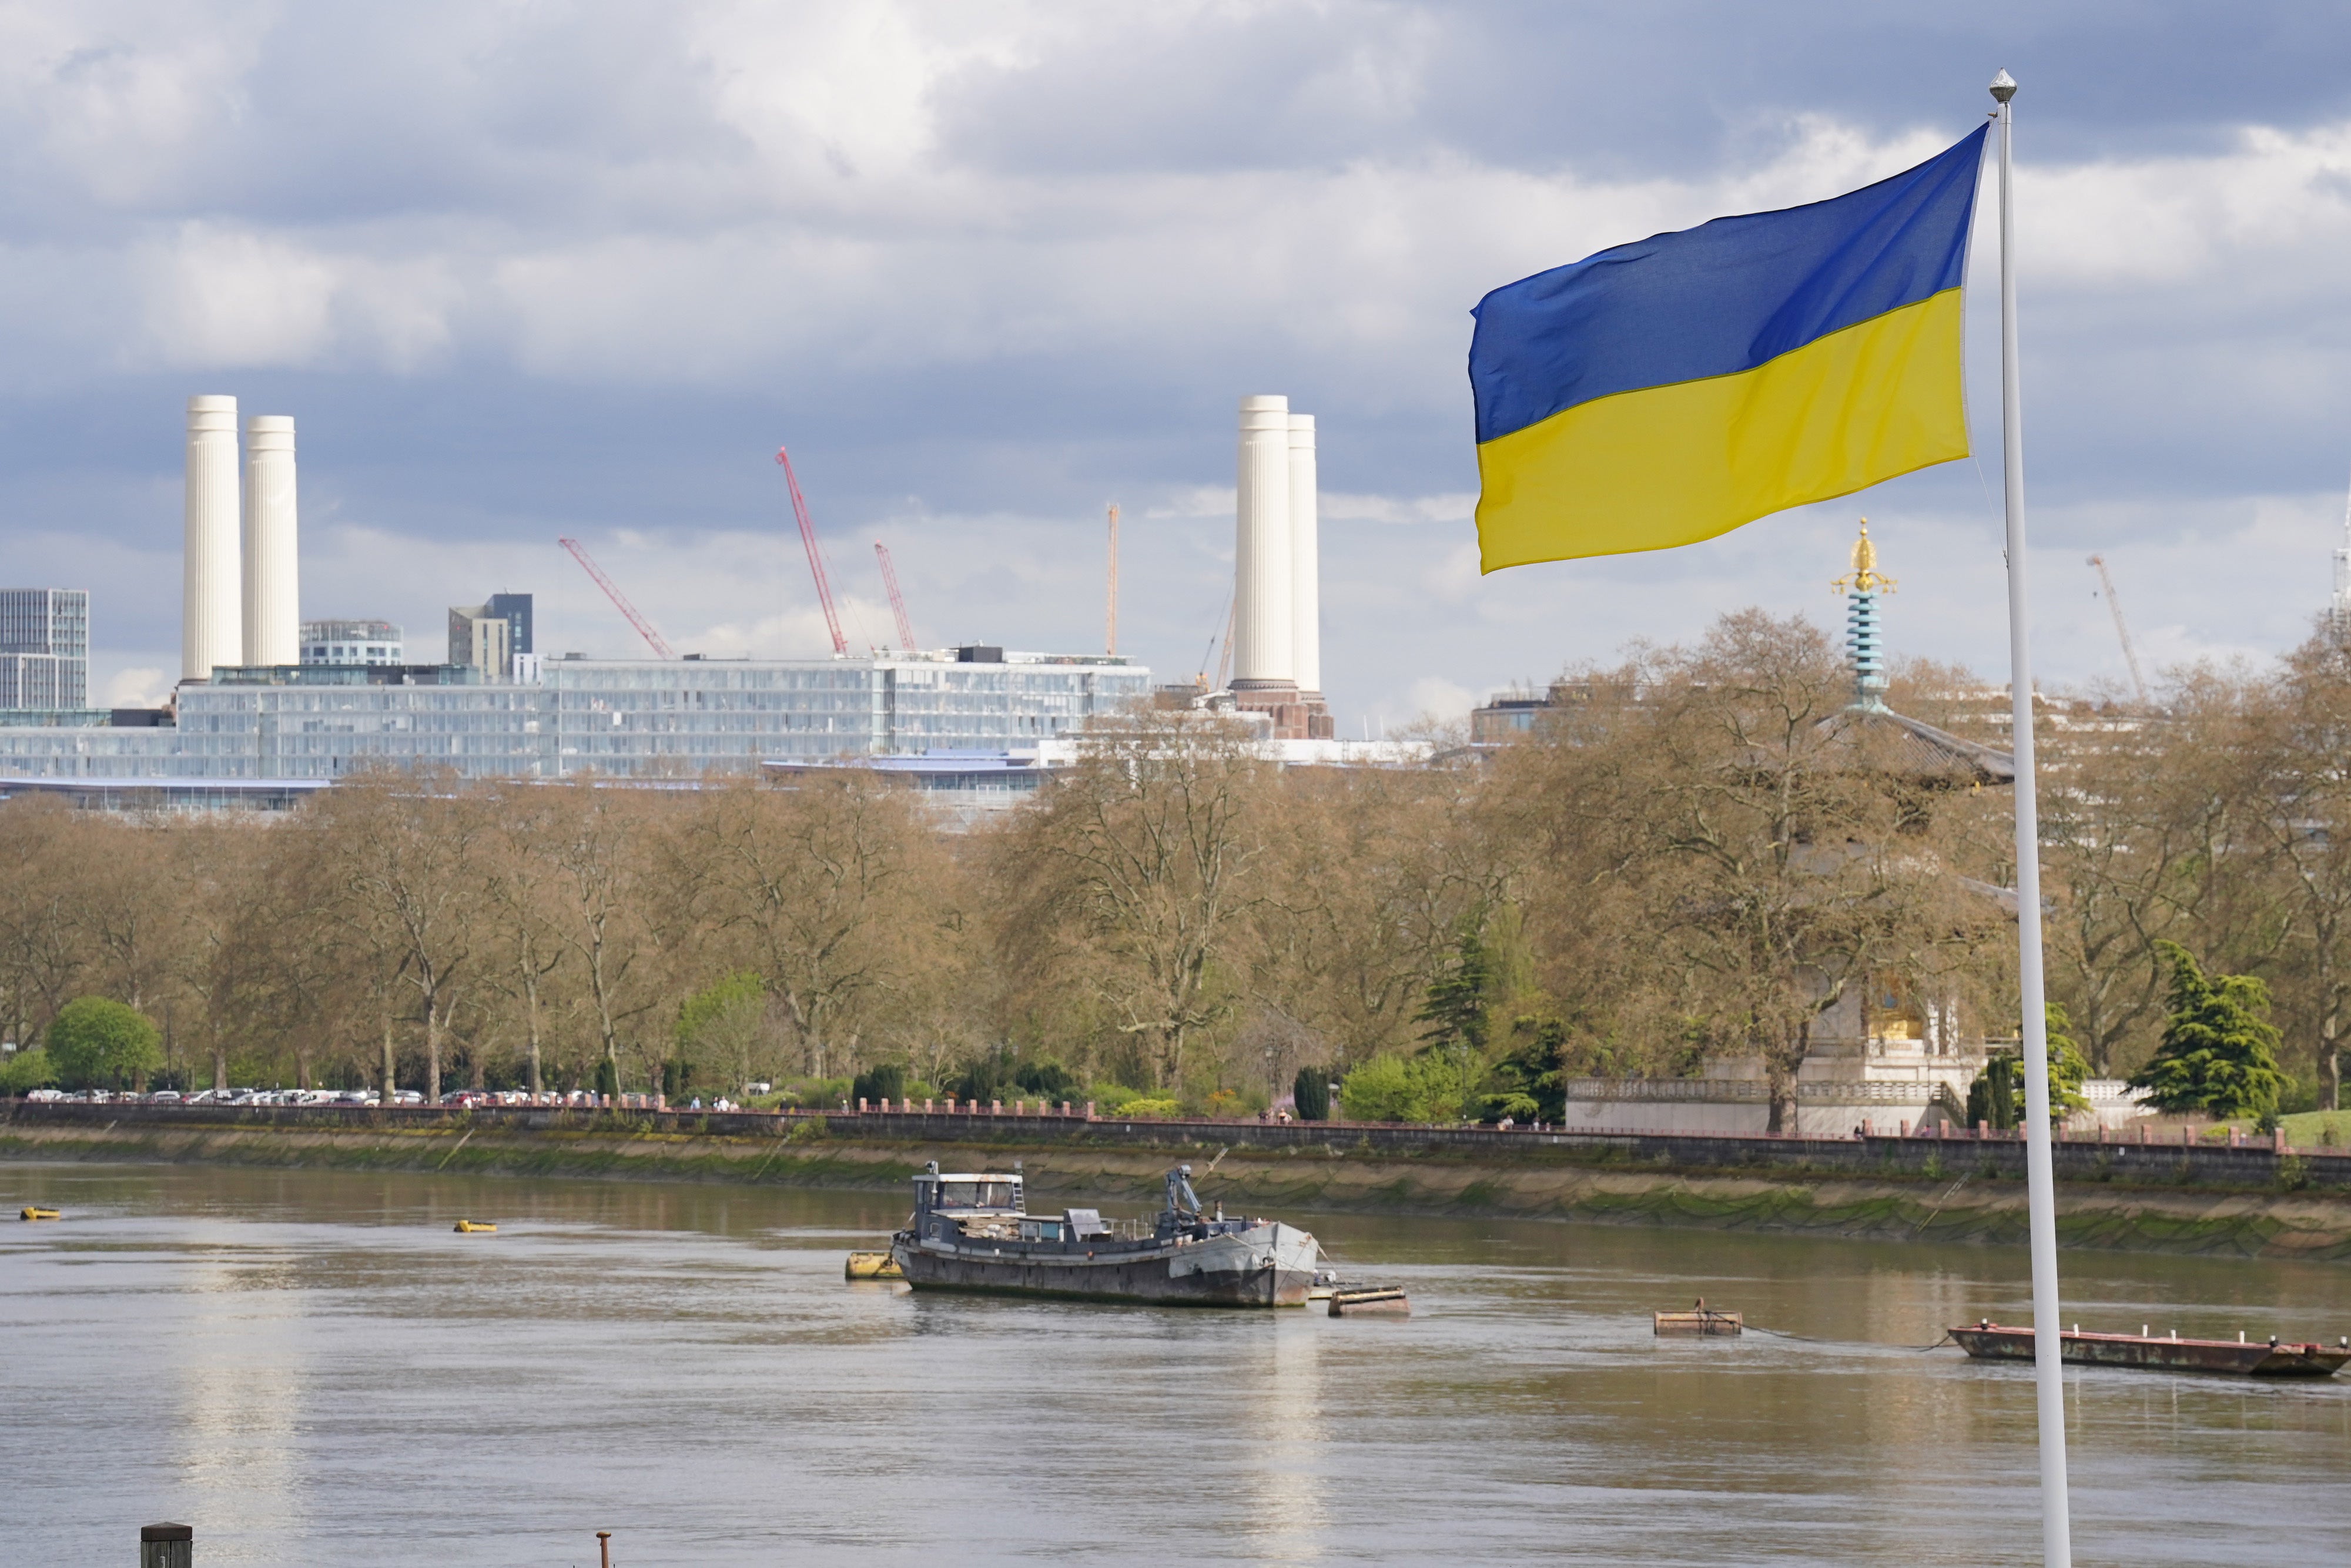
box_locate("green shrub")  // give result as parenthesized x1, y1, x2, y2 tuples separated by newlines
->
(1338, 1053, 1476, 1122)
(46, 998, 162, 1090)
(852, 1063, 907, 1104)
(1339, 1056, 1416, 1121)
(1088, 1083, 1151, 1113)
(1014, 1060, 1072, 1098)
(0, 1046, 56, 1094)
(1118, 1097, 1180, 1118)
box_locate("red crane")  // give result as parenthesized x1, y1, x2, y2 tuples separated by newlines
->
(873, 541, 917, 651)
(557, 537, 675, 659)
(775, 445, 848, 656)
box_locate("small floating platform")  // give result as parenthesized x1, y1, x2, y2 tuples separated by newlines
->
(1952, 1319, 2349, 1378)
(1655, 1299, 1742, 1336)
(20, 1207, 59, 1221)
(452, 1220, 497, 1234)
(845, 1251, 904, 1281)
(1329, 1286, 1409, 1317)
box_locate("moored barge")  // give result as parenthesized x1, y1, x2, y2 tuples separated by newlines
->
(1952, 1319, 2350, 1377)
(890, 1162, 1321, 1308)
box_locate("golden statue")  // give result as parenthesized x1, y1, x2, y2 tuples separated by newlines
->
(1830, 518, 1896, 596)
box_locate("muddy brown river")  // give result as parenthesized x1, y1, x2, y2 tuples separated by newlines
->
(5, 1161, 2347, 1564)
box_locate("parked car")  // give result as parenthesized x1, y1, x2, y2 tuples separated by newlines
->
(148, 1090, 182, 1104)
(334, 1090, 376, 1105)
(24, 1087, 65, 1102)
(394, 1090, 423, 1105)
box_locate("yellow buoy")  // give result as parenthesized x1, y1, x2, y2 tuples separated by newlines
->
(845, 1251, 903, 1280)
(20, 1207, 60, 1221)
(453, 1220, 497, 1234)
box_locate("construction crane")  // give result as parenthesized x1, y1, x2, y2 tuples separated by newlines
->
(2086, 554, 2150, 705)
(1194, 589, 1234, 691)
(775, 445, 848, 656)
(873, 541, 916, 651)
(557, 537, 675, 659)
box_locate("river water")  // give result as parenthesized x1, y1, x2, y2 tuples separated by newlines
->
(5, 1162, 2348, 1566)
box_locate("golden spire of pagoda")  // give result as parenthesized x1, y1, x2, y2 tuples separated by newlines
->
(1830, 518, 1897, 596)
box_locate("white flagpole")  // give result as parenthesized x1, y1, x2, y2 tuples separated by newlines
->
(1990, 66, 2073, 1568)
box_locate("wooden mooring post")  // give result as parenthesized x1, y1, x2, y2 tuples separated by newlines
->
(140, 1523, 192, 1568)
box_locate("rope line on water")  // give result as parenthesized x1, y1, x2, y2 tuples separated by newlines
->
(1738, 1323, 1956, 1352)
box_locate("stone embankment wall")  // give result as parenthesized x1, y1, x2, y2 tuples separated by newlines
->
(6, 1099, 2345, 1189)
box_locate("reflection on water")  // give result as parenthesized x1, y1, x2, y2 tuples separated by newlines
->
(4, 1162, 2350, 1567)
(175, 1225, 307, 1559)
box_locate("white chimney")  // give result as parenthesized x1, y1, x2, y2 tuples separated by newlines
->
(182, 395, 242, 682)
(1233, 394, 1293, 685)
(1287, 413, 1319, 698)
(242, 415, 299, 667)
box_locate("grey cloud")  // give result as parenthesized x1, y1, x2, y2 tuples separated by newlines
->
(4, 1, 2351, 734)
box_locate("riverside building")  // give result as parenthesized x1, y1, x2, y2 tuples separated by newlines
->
(0, 648, 1150, 784)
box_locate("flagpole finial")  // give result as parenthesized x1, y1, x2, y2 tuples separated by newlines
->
(1990, 69, 2017, 103)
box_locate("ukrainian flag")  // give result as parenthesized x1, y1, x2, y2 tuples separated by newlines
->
(1469, 126, 1988, 572)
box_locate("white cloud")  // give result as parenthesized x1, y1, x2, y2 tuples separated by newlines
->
(104, 665, 165, 708)
(1389, 676, 1475, 726)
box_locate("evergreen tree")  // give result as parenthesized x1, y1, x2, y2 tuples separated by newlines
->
(1291, 1065, 1330, 1121)
(2128, 942, 2287, 1121)
(1967, 1004, 2090, 1129)
(1478, 1014, 1568, 1124)
(852, 1061, 906, 1104)
(1417, 920, 1493, 1054)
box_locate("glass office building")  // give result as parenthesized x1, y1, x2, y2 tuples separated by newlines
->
(0, 652, 1150, 782)
(0, 589, 90, 711)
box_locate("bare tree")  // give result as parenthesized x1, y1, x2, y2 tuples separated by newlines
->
(481, 783, 573, 1094)
(675, 776, 942, 1081)
(989, 710, 1269, 1089)
(312, 768, 486, 1103)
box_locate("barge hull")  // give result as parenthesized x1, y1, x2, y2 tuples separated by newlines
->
(1952, 1324, 2349, 1377)
(896, 1248, 1313, 1307)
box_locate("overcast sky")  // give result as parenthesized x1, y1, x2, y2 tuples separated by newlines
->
(5, 2, 2351, 723)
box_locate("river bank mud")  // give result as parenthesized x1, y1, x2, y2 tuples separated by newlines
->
(8, 1115, 2351, 1262)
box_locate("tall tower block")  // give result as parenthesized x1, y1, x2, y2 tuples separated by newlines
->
(242, 415, 300, 667)
(182, 395, 242, 682)
(1232, 395, 1294, 686)
(1287, 413, 1321, 701)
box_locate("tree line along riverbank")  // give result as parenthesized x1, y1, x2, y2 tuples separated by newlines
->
(11, 1102, 2351, 1262)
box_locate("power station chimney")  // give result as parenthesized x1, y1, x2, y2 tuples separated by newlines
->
(1287, 413, 1320, 701)
(182, 395, 242, 682)
(1233, 395, 1294, 685)
(242, 415, 299, 667)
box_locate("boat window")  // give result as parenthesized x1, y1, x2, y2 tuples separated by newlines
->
(937, 1181, 1019, 1210)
